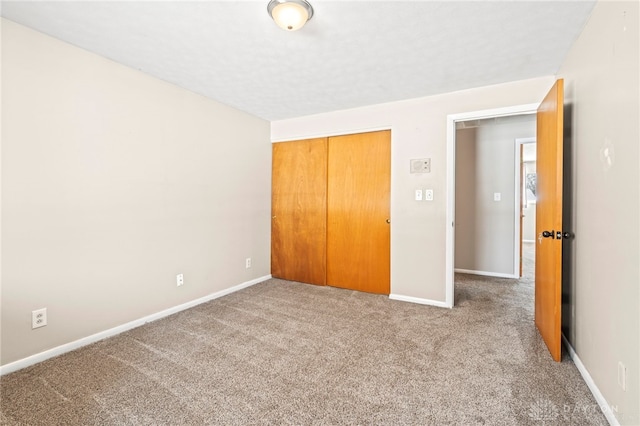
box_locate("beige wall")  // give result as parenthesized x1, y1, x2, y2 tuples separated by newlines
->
(455, 118, 535, 276)
(1, 20, 272, 366)
(557, 1, 639, 424)
(271, 76, 555, 303)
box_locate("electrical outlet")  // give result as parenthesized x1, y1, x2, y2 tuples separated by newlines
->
(32, 308, 47, 329)
(245, 258, 252, 268)
(176, 273, 184, 287)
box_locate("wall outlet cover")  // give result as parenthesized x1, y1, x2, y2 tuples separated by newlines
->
(32, 308, 47, 329)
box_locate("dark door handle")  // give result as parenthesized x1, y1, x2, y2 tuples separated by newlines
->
(541, 230, 573, 240)
(542, 230, 555, 239)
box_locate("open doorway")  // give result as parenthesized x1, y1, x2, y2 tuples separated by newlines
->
(445, 104, 539, 307)
(454, 116, 535, 279)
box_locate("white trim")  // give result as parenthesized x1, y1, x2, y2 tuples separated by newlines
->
(0, 275, 272, 376)
(454, 268, 518, 279)
(389, 294, 450, 308)
(562, 334, 620, 426)
(271, 126, 392, 143)
(446, 103, 539, 309)
(445, 114, 456, 308)
(523, 239, 536, 243)
(514, 140, 522, 279)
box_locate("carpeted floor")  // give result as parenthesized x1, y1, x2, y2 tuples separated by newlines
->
(1, 244, 607, 425)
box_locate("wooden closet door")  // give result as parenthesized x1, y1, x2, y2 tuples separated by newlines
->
(327, 131, 391, 294)
(271, 139, 327, 285)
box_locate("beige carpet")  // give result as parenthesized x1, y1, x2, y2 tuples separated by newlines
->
(1, 245, 607, 425)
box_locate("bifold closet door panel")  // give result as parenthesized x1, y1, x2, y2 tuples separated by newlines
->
(271, 138, 327, 285)
(327, 131, 391, 294)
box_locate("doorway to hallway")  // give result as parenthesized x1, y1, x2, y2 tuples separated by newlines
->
(445, 104, 538, 307)
(453, 114, 536, 281)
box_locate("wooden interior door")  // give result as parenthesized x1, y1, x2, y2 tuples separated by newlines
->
(326, 130, 391, 294)
(535, 79, 564, 361)
(271, 138, 327, 285)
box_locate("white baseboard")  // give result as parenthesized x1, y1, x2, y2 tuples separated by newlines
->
(454, 268, 518, 279)
(389, 293, 451, 308)
(562, 334, 619, 426)
(0, 275, 272, 376)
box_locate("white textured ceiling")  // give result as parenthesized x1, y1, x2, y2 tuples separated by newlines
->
(1, 1, 596, 121)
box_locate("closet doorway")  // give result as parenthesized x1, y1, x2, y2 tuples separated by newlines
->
(271, 130, 391, 294)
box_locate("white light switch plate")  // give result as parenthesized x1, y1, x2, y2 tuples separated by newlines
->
(415, 189, 423, 201)
(425, 189, 434, 201)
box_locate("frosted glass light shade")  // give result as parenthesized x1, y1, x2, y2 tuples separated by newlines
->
(268, 0, 314, 31)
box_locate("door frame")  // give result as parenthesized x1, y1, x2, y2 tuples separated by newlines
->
(445, 104, 539, 308)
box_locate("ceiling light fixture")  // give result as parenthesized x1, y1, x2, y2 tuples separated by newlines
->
(267, 0, 314, 31)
